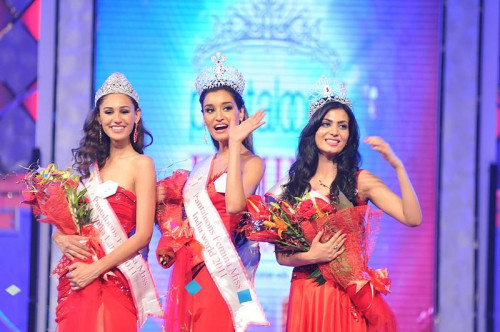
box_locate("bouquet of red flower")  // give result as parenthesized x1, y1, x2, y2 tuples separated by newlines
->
(241, 194, 389, 293)
(155, 169, 203, 268)
(22, 163, 93, 232)
(242, 193, 395, 330)
(241, 195, 310, 253)
(22, 163, 96, 276)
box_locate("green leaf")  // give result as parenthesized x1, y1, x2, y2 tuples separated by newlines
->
(269, 202, 280, 209)
(307, 268, 327, 285)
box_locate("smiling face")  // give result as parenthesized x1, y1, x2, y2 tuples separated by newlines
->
(314, 108, 350, 159)
(98, 93, 140, 143)
(202, 89, 244, 143)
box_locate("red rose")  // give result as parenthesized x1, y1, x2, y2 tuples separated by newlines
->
(296, 199, 316, 220)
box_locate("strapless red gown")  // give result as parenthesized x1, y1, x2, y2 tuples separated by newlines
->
(55, 187, 138, 332)
(286, 188, 396, 332)
(287, 193, 370, 332)
(162, 172, 241, 332)
(287, 266, 369, 332)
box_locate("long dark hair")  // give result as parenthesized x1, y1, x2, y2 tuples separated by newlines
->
(282, 101, 361, 205)
(199, 86, 254, 153)
(72, 95, 153, 179)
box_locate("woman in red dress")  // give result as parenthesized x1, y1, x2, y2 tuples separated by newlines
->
(271, 76, 422, 332)
(156, 53, 268, 331)
(51, 73, 161, 331)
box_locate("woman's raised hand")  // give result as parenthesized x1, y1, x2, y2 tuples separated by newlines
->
(363, 136, 402, 169)
(228, 109, 266, 145)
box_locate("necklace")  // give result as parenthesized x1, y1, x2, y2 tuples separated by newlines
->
(318, 179, 331, 189)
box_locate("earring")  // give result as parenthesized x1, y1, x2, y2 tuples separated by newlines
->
(133, 123, 138, 143)
(99, 127, 102, 143)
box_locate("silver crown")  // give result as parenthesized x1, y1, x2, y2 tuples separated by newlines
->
(193, 0, 340, 74)
(308, 75, 352, 119)
(195, 52, 245, 95)
(94, 72, 139, 106)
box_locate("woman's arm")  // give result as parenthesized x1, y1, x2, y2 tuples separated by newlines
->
(68, 155, 156, 289)
(276, 230, 346, 267)
(225, 109, 266, 214)
(359, 136, 422, 227)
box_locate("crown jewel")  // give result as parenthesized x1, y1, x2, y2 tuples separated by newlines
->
(94, 72, 139, 106)
(308, 75, 352, 119)
(195, 52, 245, 95)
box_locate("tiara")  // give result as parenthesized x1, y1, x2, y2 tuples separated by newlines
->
(195, 52, 245, 95)
(94, 72, 139, 106)
(308, 75, 352, 119)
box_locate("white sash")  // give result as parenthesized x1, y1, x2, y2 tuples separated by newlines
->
(183, 155, 268, 332)
(85, 165, 163, 327)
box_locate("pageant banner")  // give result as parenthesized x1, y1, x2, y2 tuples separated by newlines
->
(183, 156, 269, 332)
(86, 165, 163, 326)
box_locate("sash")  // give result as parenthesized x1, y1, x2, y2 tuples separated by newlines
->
(85, 165, 163, 327)
(183, 155, 268, 332)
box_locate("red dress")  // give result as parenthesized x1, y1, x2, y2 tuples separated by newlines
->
(159, 171, 241, 332)
(286, 190, 396, 332)
(55, 187, 138, 332)
(287, 267, 368, 332)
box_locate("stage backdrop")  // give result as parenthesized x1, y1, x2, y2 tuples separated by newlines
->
(95, 0, 439, 331)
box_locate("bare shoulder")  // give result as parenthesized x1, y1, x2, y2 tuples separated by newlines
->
(357, 169, 376, 182)
(241, 153, 265, 192)
(242, 153, 265, 172)
(133, 154, 154, 167)
(132, 155, 155, 174)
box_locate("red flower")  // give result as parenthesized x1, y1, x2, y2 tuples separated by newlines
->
(296, 199, 316, 220)
(21, 163, 93, 236)
(280, 200, 295, 216)
(247, 195, 271, 220)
